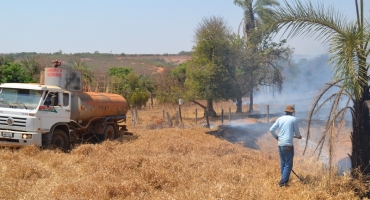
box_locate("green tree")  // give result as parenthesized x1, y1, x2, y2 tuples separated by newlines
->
(108, 67, 150, 108)
(267, 0, 370, 176)
(186, 16, 234, 117)
(234, 0, 280, 112)
(108, 67, 132, 95)
(0, 62, 36, 83)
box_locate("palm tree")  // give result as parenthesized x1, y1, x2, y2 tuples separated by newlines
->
(234, 0, 279, 113)
(267, 0, 370, 176)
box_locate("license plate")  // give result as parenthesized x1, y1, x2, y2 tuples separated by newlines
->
(2, 132, 12, 138)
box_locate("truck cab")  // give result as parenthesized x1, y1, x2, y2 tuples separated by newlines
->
(0, 83, 71, 147)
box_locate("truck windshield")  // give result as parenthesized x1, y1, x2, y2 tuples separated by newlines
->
(0, 88, 44, 110)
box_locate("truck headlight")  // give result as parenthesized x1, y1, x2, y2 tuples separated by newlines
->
(22, 134, 32, 139)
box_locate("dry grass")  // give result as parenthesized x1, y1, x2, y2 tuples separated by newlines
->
(0, 101, 368, 199)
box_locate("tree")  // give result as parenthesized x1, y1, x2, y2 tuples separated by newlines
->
(267, 0, 370, 177)
(108, 67, 132, 96)
(230, 36, 292, 113)
(108, 67, 150, 108)
(70, 57, 95, 91)
(0, 62, 36, 83)
(155, 65, 186, 105)
(186, 16, 235, 117)
(234, 0, 280, 112)
(20, 56, 46, 80)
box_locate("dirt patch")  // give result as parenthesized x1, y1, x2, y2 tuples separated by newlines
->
(207, 122, 271, 150)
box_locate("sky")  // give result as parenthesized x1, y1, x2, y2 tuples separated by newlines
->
(0, 0, 367, 57)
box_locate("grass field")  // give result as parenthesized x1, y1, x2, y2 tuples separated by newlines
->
(0, 101, 368, 199)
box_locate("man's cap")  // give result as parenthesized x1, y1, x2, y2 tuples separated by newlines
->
(284, 105, 295, 113)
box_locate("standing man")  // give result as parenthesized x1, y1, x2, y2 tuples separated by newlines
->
(270, 105, 302, 187)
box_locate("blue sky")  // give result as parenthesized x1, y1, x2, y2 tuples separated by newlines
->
(0, 0, 367, 57)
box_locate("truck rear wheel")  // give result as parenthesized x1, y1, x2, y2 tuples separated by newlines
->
(103, 125, 116, 141)
(50, 129, 70, 151)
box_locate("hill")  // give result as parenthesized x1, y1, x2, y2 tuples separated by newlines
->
(4, 52, 190, 75)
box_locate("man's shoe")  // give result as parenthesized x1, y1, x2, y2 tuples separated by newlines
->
(279, 183, 287, 187)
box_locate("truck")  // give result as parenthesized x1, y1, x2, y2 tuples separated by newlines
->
(0, 67, 129, 150)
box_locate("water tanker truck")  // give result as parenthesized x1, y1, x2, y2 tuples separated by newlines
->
(0, 67, 129, 150)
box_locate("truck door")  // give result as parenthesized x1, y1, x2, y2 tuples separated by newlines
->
(40, 92, 71, 129)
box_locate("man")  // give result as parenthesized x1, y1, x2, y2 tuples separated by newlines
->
(269, 104, 302, 187)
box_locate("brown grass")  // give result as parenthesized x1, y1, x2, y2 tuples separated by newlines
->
(0, 101, 368, 199)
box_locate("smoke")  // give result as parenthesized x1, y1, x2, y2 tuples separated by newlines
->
(252, 54, 353, 173)
(253, 54, 351, 121)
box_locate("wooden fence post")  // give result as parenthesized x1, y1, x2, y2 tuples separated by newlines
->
(229, 107, 231, 123)
(166, 112, 173, 127)
(195, 109, 197, 124)
(131, 110, 136, 126)
(178, 105, 182, 122)
(221, 108, 224, 124)
(175, 111, 179, 126)
(267, 105, 270, 123)
(135, 109, 139, 124)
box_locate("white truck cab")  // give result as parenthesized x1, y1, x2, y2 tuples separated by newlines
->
(0, 83, 71, 147)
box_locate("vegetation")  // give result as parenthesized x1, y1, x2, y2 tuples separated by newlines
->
(265, 0, 370, 177)
(233, 0, 287, 113)
(0, 102, 367, 199)
(184, 16, 235, 117)
(0, 56, 37, 83)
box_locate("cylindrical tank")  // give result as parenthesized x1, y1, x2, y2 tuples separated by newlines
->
(70, 92, 129, 121)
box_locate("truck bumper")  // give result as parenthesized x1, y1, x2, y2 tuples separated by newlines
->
(0, 131, 42, 147)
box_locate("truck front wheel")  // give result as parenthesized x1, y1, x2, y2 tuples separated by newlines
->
(50, 129, 70, 151)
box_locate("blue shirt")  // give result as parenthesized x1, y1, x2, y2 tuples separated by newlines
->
(269, 114, 301, 146)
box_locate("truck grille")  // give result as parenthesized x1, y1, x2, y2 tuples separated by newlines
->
(0, 116, 27, 127)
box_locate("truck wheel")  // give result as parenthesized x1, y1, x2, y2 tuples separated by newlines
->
(50, 129, 70, 151)
(103, 125, 116, 141)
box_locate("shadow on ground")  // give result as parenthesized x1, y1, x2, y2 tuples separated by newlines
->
(206, 123, 272, 150)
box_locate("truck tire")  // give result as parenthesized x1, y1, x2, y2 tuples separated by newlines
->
(50, 129, 70, 151)
(103, 125, 116, 141)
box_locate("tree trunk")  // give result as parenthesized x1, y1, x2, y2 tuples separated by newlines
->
(235, 96, 243, 113)
(351, 87, 370, 176)
(249, 69, 254, 113)
(249, 90, 254, 113)
(206, 99, 217, 117)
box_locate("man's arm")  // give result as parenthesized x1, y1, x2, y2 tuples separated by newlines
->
(293, 118, 302, 139)
(269, 121, 279, 140)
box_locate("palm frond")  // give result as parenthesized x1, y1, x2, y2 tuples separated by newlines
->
(270, 0, 348, 42)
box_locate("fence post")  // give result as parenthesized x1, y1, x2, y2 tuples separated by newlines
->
(178, 105, 182, 123)
(267, 104, 270, 123)
(166, 112, 172, 127)
(131, 110, 136, 126)
(221, 108, 224, 124)
(175, 111, 179, 126)
(195, 109, 198, 124)
(229, 107, 231, 123)
(135, 109, 139, 124)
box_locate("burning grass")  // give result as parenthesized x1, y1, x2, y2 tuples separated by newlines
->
(0, 102, 368, 199)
